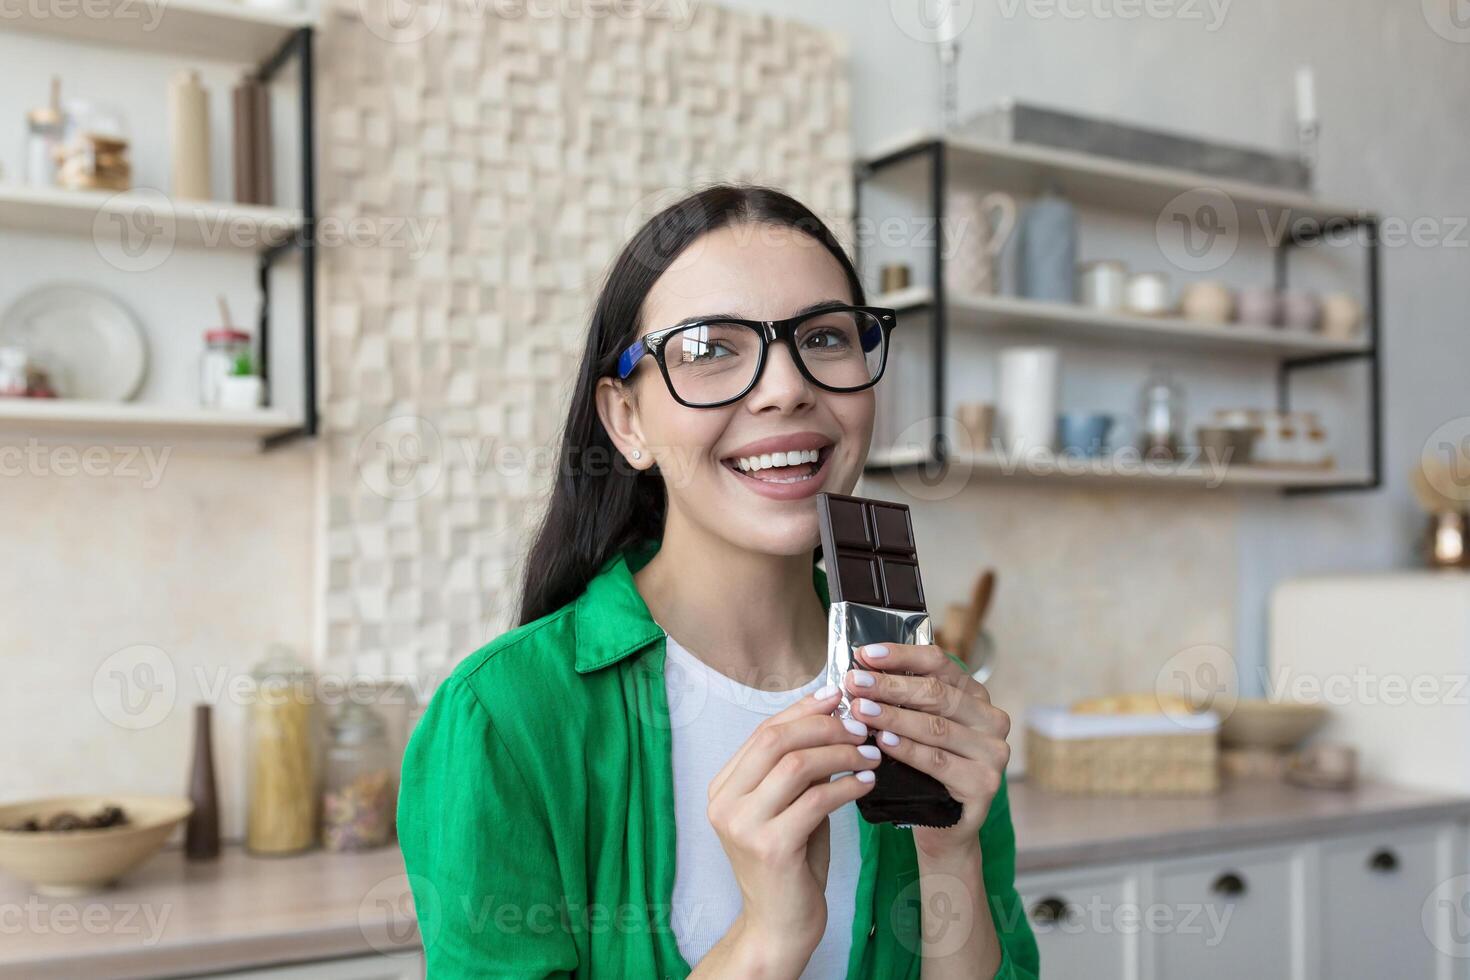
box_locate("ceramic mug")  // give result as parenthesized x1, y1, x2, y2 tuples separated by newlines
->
(1280, 290, 1322, 332)
(946, 190, 1017, 296)
(1078, 260, 1127, 311)
(955, 402, 996, 452)
(1321, 292, 1364, 340)
(1236, 286, 1280, 327)
(1057, 412, 1114, 457)
(1124, 272, 1171, 317)
(1180, 281, 1235, 324)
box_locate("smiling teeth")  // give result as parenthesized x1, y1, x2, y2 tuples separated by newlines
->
(734, 448, 821, 472)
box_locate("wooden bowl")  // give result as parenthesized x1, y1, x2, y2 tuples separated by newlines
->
(0, 796, 192, 895)
(1218, 700, 1328, 750)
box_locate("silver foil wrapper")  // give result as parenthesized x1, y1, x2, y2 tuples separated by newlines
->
(824, 599, 933, 722)
(825, 600, 943, 828)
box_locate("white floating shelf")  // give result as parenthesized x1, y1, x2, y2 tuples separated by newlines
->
(0, 184, 302, 251)
(0, 399, 301, 443)
(865, 130, 1374, 226)
(877, 286, 1369, 358)
(2, 0, 311, 62)
(867, 445, 1365, 490)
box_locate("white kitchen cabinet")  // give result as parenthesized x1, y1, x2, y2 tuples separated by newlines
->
(1013, 817, 1468, 980)
(1016, 865, 1138, 979)
(188, 952, 424, 980)
(1145, 844, 1305, 980)
(1319, 823, 1453, 980)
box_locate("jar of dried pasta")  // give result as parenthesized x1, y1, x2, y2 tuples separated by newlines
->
(245, 647, 317, 855)
(321, 701, 395, 852)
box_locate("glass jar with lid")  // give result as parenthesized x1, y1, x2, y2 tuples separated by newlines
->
(199, 329, 251, 407)
(245, 646, 317, 856)
(1138, 366, 1186, 461)
(321, 701, 395, 852)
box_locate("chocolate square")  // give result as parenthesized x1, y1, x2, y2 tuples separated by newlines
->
(870, 503, 913, 554)
(835, 554, 883, 606)
(879, 558, 924, 610)
(828, 496, 872, 549)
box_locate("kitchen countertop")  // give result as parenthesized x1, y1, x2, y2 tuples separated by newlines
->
(0, 845, 417, 980)
(5, 778, 1470, 978)
(1009, 775, 1470, 872)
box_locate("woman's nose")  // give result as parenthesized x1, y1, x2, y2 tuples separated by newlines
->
(744, 342, 814, 413)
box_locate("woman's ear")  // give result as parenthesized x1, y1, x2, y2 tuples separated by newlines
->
(595, 377, 656, 470)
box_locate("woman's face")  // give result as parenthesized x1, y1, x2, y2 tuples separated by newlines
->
(597, 220, 876, 557)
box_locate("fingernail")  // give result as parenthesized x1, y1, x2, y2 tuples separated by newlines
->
(863, 644, 890, 659)
(880, 730, 900, 746)
(855, 770, 876, 783)
(842, 717, 868, 737)
(858, 744, 881, 760)
(849, 669, 876, 688)
(814, 683, 839, 700)
(857, 698, 881, 717)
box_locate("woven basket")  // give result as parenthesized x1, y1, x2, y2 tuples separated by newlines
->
(1025, 707, 1220, 796)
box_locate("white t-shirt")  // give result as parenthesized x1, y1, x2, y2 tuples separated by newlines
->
(660, 628, 861, 977)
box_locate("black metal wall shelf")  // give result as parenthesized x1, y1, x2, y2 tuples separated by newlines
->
(853, 135, 1382, 495)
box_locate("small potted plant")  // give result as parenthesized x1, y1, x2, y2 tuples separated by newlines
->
(216, 350, 264, 411)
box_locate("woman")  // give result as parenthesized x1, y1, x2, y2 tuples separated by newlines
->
(398, 185, 1039, 979)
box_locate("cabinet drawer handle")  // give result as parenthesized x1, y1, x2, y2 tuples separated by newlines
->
(1211, 871, 1247, 897)
(1029, 896, 1070, 924)
(1368, 848, 1399, 873)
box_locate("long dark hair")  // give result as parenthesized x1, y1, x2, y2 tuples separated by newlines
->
(515, 183, 866, 626)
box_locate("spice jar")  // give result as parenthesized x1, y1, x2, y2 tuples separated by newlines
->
(245, 647, 317, 856)
(321, 702, 395, 852)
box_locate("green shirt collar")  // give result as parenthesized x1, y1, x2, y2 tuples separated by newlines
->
(572, 537, 830, 674)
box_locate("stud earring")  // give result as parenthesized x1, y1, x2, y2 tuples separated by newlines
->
(632, 450, 642, 460)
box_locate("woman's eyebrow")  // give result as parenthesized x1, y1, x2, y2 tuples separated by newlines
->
(665, 298, 851, 329)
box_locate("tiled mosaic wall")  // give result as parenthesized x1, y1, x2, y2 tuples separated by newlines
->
(316, 0, 853, 678)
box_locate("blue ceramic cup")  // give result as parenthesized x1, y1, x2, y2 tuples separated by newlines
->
(1057, 413, 1114, 457)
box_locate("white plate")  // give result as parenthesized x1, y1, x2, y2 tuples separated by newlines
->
(0, 284, 148, 402)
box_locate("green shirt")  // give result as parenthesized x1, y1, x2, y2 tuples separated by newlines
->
(398, 536, 1040, 979)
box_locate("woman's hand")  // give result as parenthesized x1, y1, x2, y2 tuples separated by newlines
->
(695, 685, 879, 977)
(842, 642, 1011, 861)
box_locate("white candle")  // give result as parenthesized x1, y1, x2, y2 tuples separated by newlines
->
(1295, 67, 1316, 127)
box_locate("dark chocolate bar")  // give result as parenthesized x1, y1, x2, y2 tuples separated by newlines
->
(817, 491, 964, 829)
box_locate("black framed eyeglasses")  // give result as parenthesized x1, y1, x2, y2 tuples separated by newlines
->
(614, 304, 898, 409)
